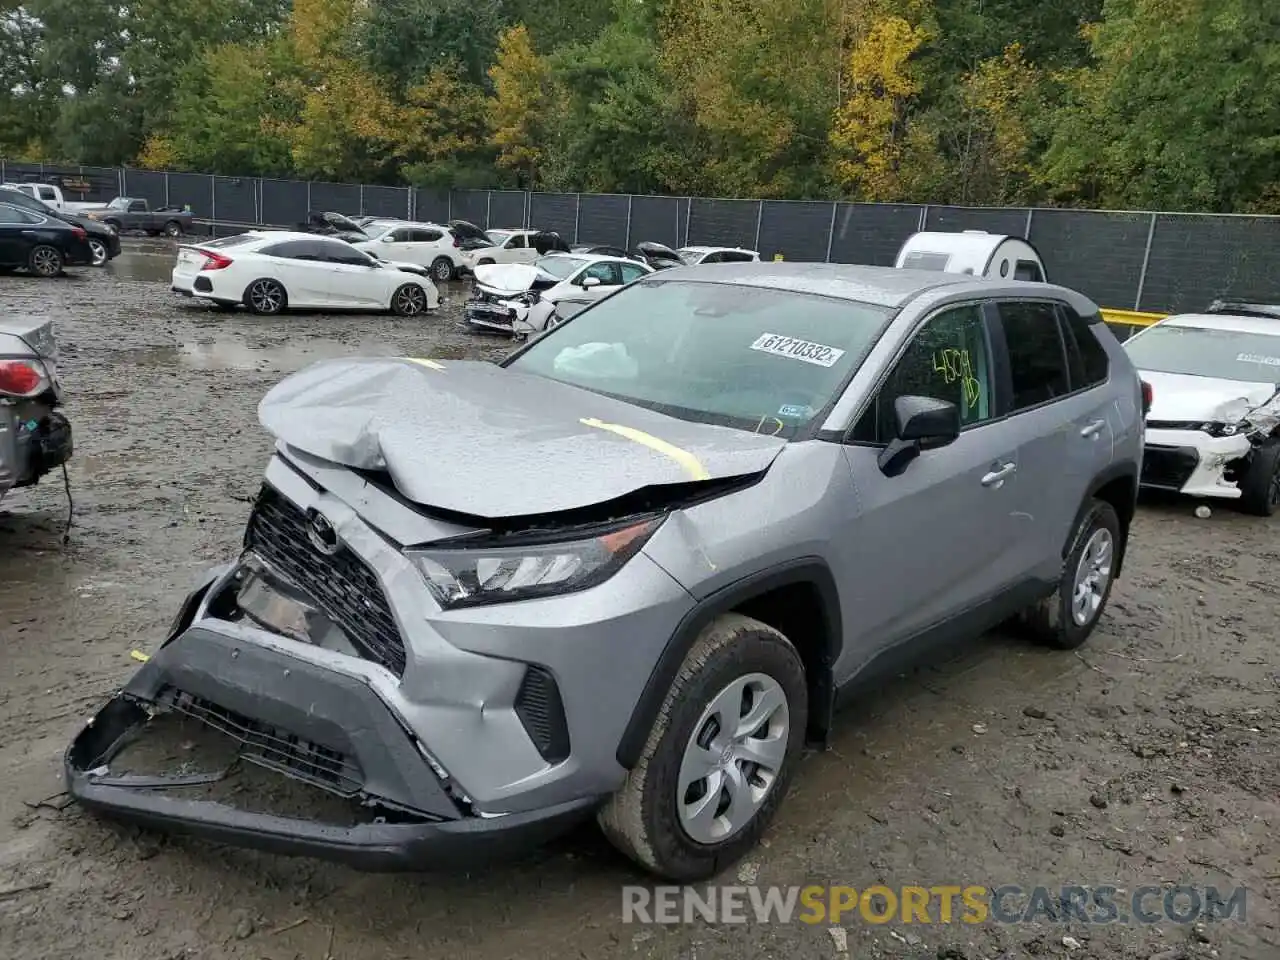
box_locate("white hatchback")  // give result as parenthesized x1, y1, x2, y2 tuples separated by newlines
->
(1124, 304, 1280, 515)
(171, 231, 440, 316)
(353, 222, 466, 282)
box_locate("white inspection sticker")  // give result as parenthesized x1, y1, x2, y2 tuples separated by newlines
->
(750, 333, 846, 368)
(1237, 352, 1280, 366)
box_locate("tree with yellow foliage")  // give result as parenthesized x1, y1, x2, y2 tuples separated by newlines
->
(828, 14, 935, 201)
(487, 25, 553, 188)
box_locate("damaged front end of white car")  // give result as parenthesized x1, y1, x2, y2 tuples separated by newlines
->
(1142, 382, 1280, 515)
(463, 264, 559, 337)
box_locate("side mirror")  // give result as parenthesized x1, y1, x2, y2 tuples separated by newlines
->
(877, 395, 960, 477)
(381, 235, 394, 242)
(581, 276, 602, 288)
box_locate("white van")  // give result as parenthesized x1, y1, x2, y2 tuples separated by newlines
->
(894, 230, 1046, 282)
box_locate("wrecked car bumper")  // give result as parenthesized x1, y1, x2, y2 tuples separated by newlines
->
(0, 404, 72, 498)
(1141, 429, 1253, 497)
(64, 624, 604, 870)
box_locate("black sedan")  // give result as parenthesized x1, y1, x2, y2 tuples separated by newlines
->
(0, 201, 95, 276)
(0, 186, 121, 265)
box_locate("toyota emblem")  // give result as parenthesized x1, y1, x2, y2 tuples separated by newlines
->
(306, 509, 340, 555)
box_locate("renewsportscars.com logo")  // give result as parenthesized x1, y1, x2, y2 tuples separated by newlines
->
(622, 885, 1248, 926)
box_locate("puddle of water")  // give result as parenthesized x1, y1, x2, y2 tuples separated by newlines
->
(175, 335, 404, 372)
(106, 250, 177, 283)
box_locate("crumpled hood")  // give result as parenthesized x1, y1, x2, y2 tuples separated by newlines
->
(257, 358, 787, 518)
(1141, 370, 1278, 421)
(473, 263, 543, 295)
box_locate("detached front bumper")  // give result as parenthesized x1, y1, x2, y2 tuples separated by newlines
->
(1141, 430, 1253, 498)
(464, 301, 518, 334)
(0, 405, 72, 496)
(65, 624, 602, 870)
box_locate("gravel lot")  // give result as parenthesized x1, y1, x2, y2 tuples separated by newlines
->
(1, 245, 1277, 960)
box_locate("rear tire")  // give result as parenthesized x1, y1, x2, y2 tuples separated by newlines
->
(243, 278, 287, 315)
(1010, 499, 1120, 650)
(430, 257, 454, 282)
(28, 244, 64, 277)
(390, 282, 429, 317)
(163, 220, 183, 237)
(598, 614, 807, 881)
(1237, 439, 1280, 517)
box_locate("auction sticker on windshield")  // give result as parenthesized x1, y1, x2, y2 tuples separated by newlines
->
(1237, 353, 1280, 367)
(750, 333, 846, 368)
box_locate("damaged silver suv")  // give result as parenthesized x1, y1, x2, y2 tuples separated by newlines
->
(68, 263, 1144, 880)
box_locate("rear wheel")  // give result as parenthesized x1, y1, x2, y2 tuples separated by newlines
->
(163, 220, 183, 237)
(1237, 439, 1280, 517)
(243, 278, 287, 315)
(28, 244, 64, 278)
(1010, 499, 1120, 650)
(430, 257, 454, 282)
(391, 282, 429, 317)
(599, 613, 807, 881)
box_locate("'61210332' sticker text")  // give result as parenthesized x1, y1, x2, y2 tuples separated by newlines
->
(750, 333, 846, 368)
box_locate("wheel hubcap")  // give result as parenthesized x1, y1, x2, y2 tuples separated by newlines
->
(434, 262, 450, 280)
(90, 241, 105, 264)
(1070, 528, 1114, 626)
(677, 672, 789, 845)
(251, 282, 281, 312)
(33, 248, 57, 274)
(398, 287, 425, 314)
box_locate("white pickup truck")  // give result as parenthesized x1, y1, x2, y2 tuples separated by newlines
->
(1, 182, 107, 213)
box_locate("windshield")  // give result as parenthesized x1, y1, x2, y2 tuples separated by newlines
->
(507, 279, 894, 437)
(107, 197, 129, 210)
(485, 230, 512, 245)
(536, 255, 587, 279)
(677, 249, 702, 263)
(1125, 324, 1280, 383)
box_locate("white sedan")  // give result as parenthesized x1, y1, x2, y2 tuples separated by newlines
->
(352, 221, 467, 282)
(465, 253, 652, 334)
(462, 228, 542, 269)
(677, 245, 760, 265)
(1124, 303, 1280, 515)
(170, 231, 440, 316)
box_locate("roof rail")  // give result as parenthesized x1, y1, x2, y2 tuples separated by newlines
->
(1205, 298, 1280, 320)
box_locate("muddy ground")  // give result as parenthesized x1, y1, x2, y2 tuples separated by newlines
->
(0, 244, 1277, 960)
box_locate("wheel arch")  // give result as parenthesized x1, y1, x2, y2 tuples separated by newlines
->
(1079, 462, 1137, 577)
(616, 558, 843, 769)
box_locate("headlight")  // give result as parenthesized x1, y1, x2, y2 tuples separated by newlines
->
(405, 516, 662, 610)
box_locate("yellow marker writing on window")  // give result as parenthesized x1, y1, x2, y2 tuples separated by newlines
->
(932, 348, 981, 408)
(580, 418, 711, 481)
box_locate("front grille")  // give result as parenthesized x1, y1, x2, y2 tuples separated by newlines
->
(245, 484, 406, 677)
(514, 666, 570, 763)
(159, 687, 364, 796)
(1141, 444, 1199, 491)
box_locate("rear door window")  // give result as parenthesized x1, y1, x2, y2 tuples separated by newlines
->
(1013, 260, 1044, 282)
(996, 301, 1071, 411)
(38, 187, 57, 201)
(414, 229, 444, 243)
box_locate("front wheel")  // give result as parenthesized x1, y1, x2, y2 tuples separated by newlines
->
(430, 257, 455, 282)
(476, 258, 495, 266)
(1011, 499, 1121, 649)
(391, 282, 429, 317)
(1237, 440, 1280, 517)
(599, 614, 807, 881)
(243, 278, 287, 315)
(28, 244, 64, 277)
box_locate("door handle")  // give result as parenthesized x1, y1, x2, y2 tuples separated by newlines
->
(1080, 419, 1106, 438)
(981, 462, 1017, 487)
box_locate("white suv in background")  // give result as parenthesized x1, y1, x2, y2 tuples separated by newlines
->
(678, 246, 760, 265)
(353, 222, 467, 282)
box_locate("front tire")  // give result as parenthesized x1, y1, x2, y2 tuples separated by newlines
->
(28, 244, 64, 277)
(430, 257, 455, 282)
(88, 238, 108, 266)
(391, 282, 429, 317)
(1237, 439, 1280, 517)
(476, 257, 495, 266)
(1011, 499, 1121, 650)
(243, 278, 287, 315)
(599, 614, 807, 881)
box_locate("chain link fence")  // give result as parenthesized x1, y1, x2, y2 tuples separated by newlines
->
(5, 158, 1278, 315)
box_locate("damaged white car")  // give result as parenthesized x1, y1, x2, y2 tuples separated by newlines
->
(464, 254, 652, 336)
(1124, 302, 1280, 514)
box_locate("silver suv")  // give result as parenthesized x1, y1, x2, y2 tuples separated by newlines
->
(67, 263, 1144, 880)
